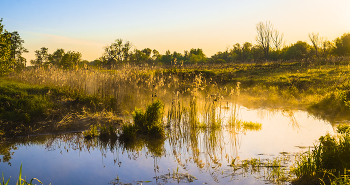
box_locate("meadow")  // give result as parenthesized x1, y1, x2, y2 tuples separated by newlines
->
(1, 56, 350, 184)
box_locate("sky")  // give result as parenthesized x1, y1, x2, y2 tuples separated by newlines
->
(1, 0, 349, 61)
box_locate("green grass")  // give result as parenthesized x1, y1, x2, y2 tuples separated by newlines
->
(291, 124, 350, 184)
(2, 164, 43, 185)
(0, 78, 54, 123)
(0, 78, 57, 138)
(120, 100, 165, 140)
(83, 124, 99, 139)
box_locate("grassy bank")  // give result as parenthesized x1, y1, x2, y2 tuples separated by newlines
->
(0, 77, 122, 139)
(0, 78, 55, 138)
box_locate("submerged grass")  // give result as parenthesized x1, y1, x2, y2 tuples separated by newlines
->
(229, 156, 291, 183)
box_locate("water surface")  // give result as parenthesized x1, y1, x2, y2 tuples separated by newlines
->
(0, 105, 336, 185)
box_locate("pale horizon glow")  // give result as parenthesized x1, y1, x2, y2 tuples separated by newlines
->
(1, 0, 349, 61)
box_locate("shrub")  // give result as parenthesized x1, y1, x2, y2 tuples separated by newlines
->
(121, 100, 165, 139)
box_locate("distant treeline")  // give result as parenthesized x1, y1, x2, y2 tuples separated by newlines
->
(1, 19, 350, 73)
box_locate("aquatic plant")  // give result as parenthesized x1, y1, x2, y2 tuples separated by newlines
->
(121, 100, 165, 139)
(1, 164, 43, 185)
(291, 124, 350, 184)
(99, 123, 118, 140)
(83, 124, 99, 139)
(229, 156, 291, 183)
(229, 119, 262, 132)
(242, 121, 262, 131)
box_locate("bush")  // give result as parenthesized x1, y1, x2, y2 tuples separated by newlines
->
(121, 100, 165, 139)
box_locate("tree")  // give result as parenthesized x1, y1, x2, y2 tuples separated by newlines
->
(0, 18, 13, 75)
(284, 41, 312, 60)
(321, 40, 334, 57)
(5, 31, 28, 69)
(188, 48, 206, 63)
(152, 49, 160, 61)
(334, 33, 350, 56)
(242, 42, 252, 62)
(60, 51, 82, 69)
(272, 29, 284, 51)
(232, 43, 242, 61)
(31, 47, 49, 67)
(256, 21, 273, 59)
(101, 39, 133, 67)
(49, 48, 65, 66)
(308, 32, 323, 58)
(0, 19, 27, 75)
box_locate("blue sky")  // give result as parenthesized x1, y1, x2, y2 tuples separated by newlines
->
(1, 0, 349, 61)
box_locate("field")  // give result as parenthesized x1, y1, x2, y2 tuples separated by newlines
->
(1, 57, 350, 184)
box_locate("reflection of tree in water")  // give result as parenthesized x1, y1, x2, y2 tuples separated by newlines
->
(256, 108, 300, 130)
(0, 95, 276, 184)
(0, 135, 53, 165)
(0, 133, 165, 166)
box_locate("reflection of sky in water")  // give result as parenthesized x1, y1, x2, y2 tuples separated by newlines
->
(0, 105, 336, 185)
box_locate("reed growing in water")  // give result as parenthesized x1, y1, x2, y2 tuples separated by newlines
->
(120, 100, 165, 140)
(291, 124, 350, 184)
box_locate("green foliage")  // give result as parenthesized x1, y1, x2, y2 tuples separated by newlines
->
(0, 19, 14, 76)
(83, 124, 99, 139)
(283, 41, 312, 60)
(31, 48, 82, 69)
(308, 90, 350, 121)
(2, 172, 9, 185)
(100, 39, 132, 68)
(334, 33, 350, 56)
(121, 100, 165, 139)
(292, 124, 350, 184)
(1, 164, 43, 185)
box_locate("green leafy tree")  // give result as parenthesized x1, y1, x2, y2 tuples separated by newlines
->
(0, 19, 26, 75)
(48, 48, 65, 66)
(5, 31, 28, 69)
(152, 49, 160, 61)
(320, 40, 334, 57)
(283, 41, 312, 60)
(101, 39, 133, 67)
(0, 18, 13, 75)
(30, 47, 49, 67)
(60, 51, 82, 69)
(160, 50, 173, 64)
(188, 48, 206, 63)
(232, 43, 242, 61)
(334, 33, 350, 56)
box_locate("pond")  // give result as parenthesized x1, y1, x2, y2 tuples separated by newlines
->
(0, 101, 336, 185)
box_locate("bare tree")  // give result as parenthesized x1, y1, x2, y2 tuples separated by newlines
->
(308, 32, 323, 58)
(256, 21, 273, 59)
(272, 29, 284, 51)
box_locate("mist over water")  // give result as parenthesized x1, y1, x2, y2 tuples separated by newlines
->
(0, 103, 335, 185)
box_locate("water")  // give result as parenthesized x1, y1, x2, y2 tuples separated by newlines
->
(0, 105, 336, 185)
